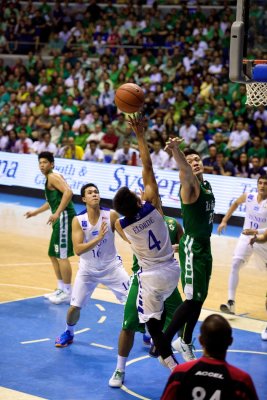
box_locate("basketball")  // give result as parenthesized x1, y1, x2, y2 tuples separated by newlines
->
(115, 83, 145, 114)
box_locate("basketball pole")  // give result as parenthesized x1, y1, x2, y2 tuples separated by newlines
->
(229, 0, 250, 83)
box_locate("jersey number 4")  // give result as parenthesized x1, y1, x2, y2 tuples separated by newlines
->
(148, 229, 161, 251)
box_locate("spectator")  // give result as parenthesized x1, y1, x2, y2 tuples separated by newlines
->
(14, 128, 33, 154)
(253, 105, 267, 124)
(35, 107, 53, 134)
(72, 109, 92, 133)
(179, 117, 198, 146)
(0, 128, 8, 150)
(248, 156, 266, 179)
(49, 97, 62, 117)
(83, 140, 104, 162)
(112, 139, 140, 166)
(31, 131, 57, 155)
(213, 152, 236, 176)
(227, 121, 250, 161)
(99, 124, 119, 155)
(87, 124, 105, 143)
(150, 139, 169, 169)
(235, 152, 250, 178)
(98, 81, 115, 119)
(111, 113, 128, 146)
(190, 130, 209, 159)
(50, 116, 63, 145)
(5, 129, 18, 152)
(58, 121, 75, 146)
(203, 144, 217, 174)
(161, 314, 259, 400)
(61, 136, 84, 160)
(74, 124, 90, 149)
(247, 136, 266, 167)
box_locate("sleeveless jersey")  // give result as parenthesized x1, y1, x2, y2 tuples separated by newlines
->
(180, 180, 215, 239)
(132, 215, 178, 273)
(77, 208, 119, 273)
(120, 202, 174, 270)
(243, 193, 267, 230)
(45, 174, 76, 216)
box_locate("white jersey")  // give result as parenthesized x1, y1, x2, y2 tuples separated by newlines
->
(77, 208, 119, 274)
(120, 202, 174, 270)
(243, 193, 267, 231)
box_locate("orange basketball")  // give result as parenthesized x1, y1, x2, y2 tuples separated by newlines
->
(115, 83, 144, 114)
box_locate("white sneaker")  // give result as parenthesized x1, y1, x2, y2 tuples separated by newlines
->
(261, 327, 267, 341)
(172, 337, 197, 362)
(109, 369, 125, 388)
(44, 289, 62, 299)
(49, 290, 71, 305)
(220, 300, 235, 314)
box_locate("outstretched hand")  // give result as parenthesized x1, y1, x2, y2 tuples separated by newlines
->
(128, 113, 146, 136)
(164, 137, 184, 151)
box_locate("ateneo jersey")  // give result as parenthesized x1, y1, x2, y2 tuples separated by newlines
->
(76, 207, 120, 274)
(243, 192, 267, 231)
(120, 202, 174, 270)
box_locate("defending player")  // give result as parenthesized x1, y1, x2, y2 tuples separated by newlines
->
(25, 151, 76, 304)
(163, 139, 215, 362)
(55, 183, 129, 347)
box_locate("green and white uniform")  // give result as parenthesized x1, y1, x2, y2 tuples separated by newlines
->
(122, 216, 183, 332)
(45, 177, 76, 259)
(179, 180, 215, 302)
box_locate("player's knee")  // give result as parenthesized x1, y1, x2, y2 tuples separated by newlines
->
(232, 258, 244, 271)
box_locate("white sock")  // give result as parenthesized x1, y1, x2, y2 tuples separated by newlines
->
(64, 283, 72, 295)
(57, 280, 64, 290)
(116, 356, 127, 372)
(163, 355, 178, 371)
(66, 324, 75, 335)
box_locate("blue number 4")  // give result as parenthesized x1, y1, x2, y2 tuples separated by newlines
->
(148, 229, 161, 251)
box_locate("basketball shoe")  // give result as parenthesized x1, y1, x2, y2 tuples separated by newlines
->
(55, 330, 74, 347)
(49, 290, 71, 305)
(220, 300, 235, 314)
(172, 337, 197, 362)
(44, 289, 62, 299)
(109, 369, 125, 388)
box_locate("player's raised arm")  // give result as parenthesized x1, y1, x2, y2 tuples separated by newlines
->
(164, 138, 200, 203)
(128, 113, 161, 211)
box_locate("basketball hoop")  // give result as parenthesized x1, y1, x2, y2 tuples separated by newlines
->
(243, 60, 267, 107)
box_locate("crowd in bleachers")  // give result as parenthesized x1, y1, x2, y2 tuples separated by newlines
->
(0, 1, 266, 178)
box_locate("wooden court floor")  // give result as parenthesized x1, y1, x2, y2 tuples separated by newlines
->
(0, 202, 266, 325)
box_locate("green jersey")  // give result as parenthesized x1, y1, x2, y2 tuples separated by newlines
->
(132, 215, 178, 272)
(180, 180, 215, 239)
(45, 178, 76, 216)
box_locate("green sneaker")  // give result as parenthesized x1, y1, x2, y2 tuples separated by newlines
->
(109, 369, 125, 388)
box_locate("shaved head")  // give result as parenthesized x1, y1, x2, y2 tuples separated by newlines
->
(200, 314, 233, 358)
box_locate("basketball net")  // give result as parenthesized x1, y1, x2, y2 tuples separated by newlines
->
(246, 82, 267, 107)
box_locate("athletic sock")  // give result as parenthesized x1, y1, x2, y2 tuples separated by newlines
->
(66, 323, 75, 335)
(57, 280, 64, 291)
(64, 283, 72, 295)
(116, 356, 127, 372)
(163, 354, 178, 370)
